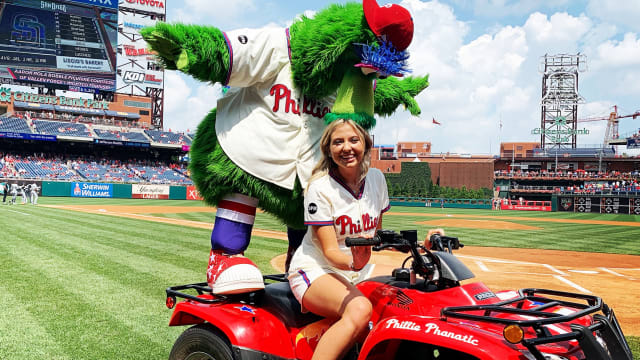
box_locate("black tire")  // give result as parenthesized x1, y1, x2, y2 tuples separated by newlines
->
(169, 324, 234, 360)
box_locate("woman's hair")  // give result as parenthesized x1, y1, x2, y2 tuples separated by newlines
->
(307, 119, 373, 188)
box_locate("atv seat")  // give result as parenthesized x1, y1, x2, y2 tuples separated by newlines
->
(262, 281, 322, 328)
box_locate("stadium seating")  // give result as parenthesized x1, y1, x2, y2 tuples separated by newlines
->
(74, 162, 144, 183)
(94, 129, 150, 143)
(33, 120, 92, 138)
(0, 117, 32, 133)
(532, 147, 615, 157)
(144, 130, 192, 145)
(130, 165, 193, 184)
(13, 159, 78, 180)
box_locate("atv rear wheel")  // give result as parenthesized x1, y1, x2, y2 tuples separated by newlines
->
(169, 324, 233, 360)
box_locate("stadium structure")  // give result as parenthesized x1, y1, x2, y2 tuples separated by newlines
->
(0, 1, 638, 213)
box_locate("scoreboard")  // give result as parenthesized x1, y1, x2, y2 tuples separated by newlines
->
(0, 0, 118, 92)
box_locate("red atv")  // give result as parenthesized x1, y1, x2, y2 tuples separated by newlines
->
(164, 230, 634, 360)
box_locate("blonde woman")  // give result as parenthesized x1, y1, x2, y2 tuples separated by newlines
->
(288, 119, 388, 360)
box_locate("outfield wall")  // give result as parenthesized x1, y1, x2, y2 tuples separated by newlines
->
(10, 181, 639, 214)
(39, 181, 203, 200)
(390, 197, 493, 209)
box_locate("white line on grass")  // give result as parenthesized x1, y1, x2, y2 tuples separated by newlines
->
(457, 254, 537, 265)
(543, 264, 567, 276)
(553, 275, 592, 294)
(475, 261, 490, 272)
(4, 208, 31, 216)
(598, 267, 625, 277)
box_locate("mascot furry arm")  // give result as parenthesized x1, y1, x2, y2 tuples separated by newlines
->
(141, 1, 429, 294)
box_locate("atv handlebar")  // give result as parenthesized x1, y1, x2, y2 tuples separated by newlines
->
(344, 236, 381, 247)
(346, 230, 462, 255)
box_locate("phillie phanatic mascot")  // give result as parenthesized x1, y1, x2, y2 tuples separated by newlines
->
(142, 0, 429, 294)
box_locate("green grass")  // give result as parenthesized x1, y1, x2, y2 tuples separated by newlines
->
(0, 197, 637, 359)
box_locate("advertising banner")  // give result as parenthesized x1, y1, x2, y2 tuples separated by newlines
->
(0, 0, 118, 92)
(500, 200, 552, 212)
(71, 182, 113, 198)
(186, 185, 203, 200)
(119, 0, 166, 15)
(628, 138, 640, 149)
(558, 197, 574, 212)
(132, 184, 169, 199)
(116, 11, 164, 94)
(94, 138, 150, 147)
(0, 131, 57, 141)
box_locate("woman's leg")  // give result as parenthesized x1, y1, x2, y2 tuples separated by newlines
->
(302, 274, 372, 360)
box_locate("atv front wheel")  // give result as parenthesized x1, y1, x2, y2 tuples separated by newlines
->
(169, 324, 233, 360)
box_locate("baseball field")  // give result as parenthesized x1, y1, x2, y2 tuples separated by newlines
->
(0, 197, 638, 359)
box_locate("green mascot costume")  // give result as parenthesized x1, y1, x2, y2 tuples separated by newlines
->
(142, 0, 429, 294)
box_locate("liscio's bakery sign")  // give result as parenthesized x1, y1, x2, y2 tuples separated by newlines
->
(0, 87, 109, 109)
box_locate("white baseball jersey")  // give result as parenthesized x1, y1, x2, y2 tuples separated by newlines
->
(216, 27, 336, 190)
(289, 168, 390, 275)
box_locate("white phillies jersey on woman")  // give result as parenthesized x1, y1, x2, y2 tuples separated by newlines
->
(216, 27, 336, 190)
(289, 168, 390, 274)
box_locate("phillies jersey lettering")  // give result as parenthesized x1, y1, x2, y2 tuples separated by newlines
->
(288, 168, 390, 273)
(335, 213, 380, 235)
(270, 84, 331, 118)
(215, 27, 336, 190)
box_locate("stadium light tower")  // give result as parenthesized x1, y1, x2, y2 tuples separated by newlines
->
(538, 53, 587, 150)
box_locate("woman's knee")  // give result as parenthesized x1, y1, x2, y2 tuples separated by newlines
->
(344, 296, 372, 327)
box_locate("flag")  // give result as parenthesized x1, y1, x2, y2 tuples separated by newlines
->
(432, 118, 441, 125)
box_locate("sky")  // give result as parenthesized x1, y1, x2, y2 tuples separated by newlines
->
(162, 0, 640, 156)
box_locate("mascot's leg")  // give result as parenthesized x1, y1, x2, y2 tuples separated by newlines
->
(285, 227, 307, 273)
(206, 193, 264, 295)
(191, 109, 306, 293)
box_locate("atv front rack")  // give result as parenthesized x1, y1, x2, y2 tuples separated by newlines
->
(441, 288, 633, 360)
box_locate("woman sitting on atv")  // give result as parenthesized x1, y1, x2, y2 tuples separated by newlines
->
(288, 119, 444, 359)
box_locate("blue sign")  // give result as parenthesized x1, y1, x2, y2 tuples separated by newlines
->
(0, 131, 57, 141)
(71, 182, 113, 198)
(68, 0, 119, 10)
(628, 137, 640, 149)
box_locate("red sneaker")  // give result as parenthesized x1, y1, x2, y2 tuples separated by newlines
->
(206, 250, 264, 295)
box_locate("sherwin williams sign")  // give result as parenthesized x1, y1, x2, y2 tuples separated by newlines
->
(71, 182, 113, 198)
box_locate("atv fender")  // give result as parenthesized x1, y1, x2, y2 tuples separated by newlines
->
(169, 301, 295, 359)
(360, 316, 523, 360)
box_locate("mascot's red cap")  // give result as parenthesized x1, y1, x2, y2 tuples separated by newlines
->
(363, 0, 414, 51)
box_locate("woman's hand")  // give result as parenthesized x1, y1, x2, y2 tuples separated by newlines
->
(350, 245, 371, 271)
(423, 228, 445, 249)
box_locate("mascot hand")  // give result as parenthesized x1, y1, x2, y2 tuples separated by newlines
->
(141, 24, 189, 71)
(374, 74, 430, 117)
(141, 23, 230, 84)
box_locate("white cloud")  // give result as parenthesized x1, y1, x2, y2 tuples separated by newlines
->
(586, 0, 640, 32)
(595, 33, 640, 67)
(523, 12, 591, 53)
(457, 26, 527, 80)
